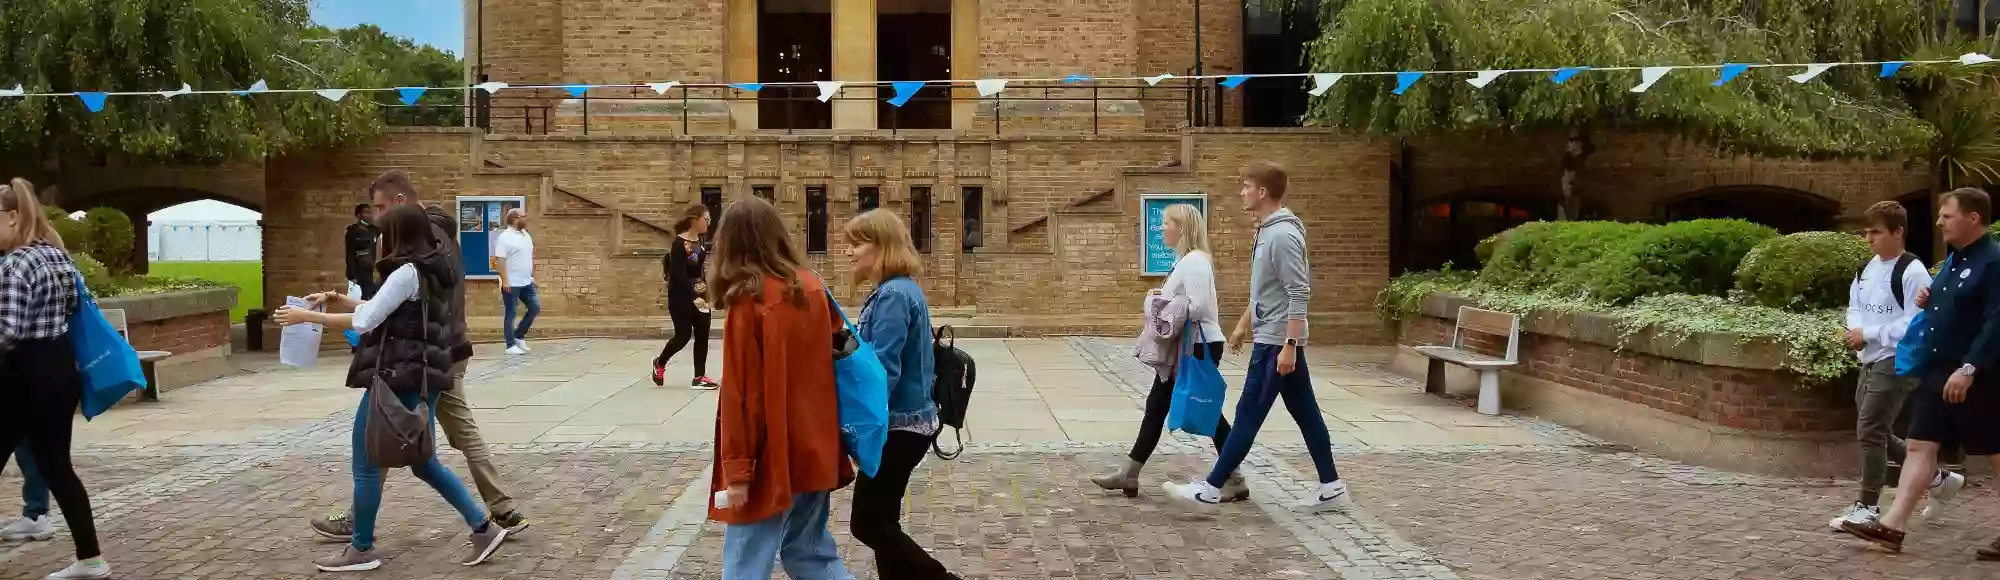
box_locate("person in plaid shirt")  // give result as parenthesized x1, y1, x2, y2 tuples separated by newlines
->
(0, 177, 111, 579)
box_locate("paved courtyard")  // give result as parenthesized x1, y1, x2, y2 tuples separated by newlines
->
(2, 337, 1998, 579)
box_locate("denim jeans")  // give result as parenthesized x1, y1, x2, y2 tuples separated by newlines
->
(722, 491, 855, 580)
(502, 283, 541, 347)
(1205, 343, 1341, 487)
(350, 388, 487, 552)
(6, 442, 49, 519)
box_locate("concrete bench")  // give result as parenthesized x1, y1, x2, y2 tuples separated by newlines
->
(101, 309, 172, 402)
(1414, 306, 1520, 416)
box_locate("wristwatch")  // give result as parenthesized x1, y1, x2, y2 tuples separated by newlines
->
(1284, 338, 1299, 348)
(1957, 363, 1978, 377)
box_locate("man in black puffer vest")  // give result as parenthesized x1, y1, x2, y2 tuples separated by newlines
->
(308, 170, 532, 540)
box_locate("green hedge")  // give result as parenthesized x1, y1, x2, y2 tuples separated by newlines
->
(1733, 231, 1871, 311)
(1581, 219, 1779, 304)
(1479, 221, 1655, 295)
(41, 206, 138, 275)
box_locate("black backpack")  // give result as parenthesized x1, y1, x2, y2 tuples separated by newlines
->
(931, 325, 975, 460)
(1856, 252, 1921, 309)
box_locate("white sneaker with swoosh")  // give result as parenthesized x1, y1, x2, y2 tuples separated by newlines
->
(1302, 480, 1352, 513)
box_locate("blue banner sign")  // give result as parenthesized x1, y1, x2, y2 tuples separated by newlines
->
(1140, 193, 1206, 277)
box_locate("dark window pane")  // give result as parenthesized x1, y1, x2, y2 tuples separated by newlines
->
(911, 186, 932, 253)
(753, 185, 775, 202)
(962, 186, 983, 250)
(859, 186, 880, 212)
(807, 186, 829, 253)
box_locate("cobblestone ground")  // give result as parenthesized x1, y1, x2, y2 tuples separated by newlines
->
(2, 338, 1997, 579)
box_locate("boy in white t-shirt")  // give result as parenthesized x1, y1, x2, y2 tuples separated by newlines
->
(491, 208, 539, 355)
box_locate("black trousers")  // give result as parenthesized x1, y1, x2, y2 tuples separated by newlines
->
(0, 337, 100, 560)
(655, 303, 710, 377)
(1130, 341, 1232, 464)
(851, 430, 956, 580)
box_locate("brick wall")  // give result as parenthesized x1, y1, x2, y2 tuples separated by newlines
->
(1400, 315, 1852, 432)
(124, 311, 231, 355)
(561, 0, 728, 84)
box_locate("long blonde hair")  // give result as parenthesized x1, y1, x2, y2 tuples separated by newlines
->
(0, 178, 64, 251)
(1164, 203, 1209, 257)
(843, 209, 924, 296)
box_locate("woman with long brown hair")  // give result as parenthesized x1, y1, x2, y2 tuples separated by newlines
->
(654, 203, 716, 389)
(706, 197, 855, 580)
(0, 177, 112, 579)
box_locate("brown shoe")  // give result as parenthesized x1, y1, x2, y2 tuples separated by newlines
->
(1977, 537, 2000, 561)
(1840, 519, 1905, 553)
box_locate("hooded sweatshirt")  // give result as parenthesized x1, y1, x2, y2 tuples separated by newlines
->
(1250, 208, 1310, 346)
(423, 205, 475, 361)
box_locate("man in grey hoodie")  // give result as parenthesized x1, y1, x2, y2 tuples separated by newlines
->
(1164, 162, 1350, 512)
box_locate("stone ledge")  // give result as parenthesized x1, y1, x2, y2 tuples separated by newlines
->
(1418, 292, 1789, 371)
(98, 287, 238, 324)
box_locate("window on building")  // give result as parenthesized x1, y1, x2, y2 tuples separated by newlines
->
(758, 0, 833, 129)
(858, 186, 880, 212)
(877, 0, 953, 129)
(754, 185, 775, 203)
(1405, 197, 1547, 272)
(962, 186, 983, 250)
(910, 186, 933, 253)
(454, 196, 525, 278)
(806, 186, 829, 253)
(701, 186, 723, 235)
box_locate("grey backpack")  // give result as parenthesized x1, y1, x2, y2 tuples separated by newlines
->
(364, 295, 437, 469)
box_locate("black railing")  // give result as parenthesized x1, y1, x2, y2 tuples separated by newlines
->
(438, 77, 1229, 136)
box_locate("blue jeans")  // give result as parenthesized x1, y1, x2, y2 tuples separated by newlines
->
(722, 491, 855, 580)
(1205, 344, 1341, 487)
(350, 388, 487, 552)
(5, 442, 49, 519)
(502, 283, 541, 347)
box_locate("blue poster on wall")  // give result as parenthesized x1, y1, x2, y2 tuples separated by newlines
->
(1140, 193, 1206, 277)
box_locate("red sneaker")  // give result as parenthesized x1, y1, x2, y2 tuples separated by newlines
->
(651, 362, 666, 387)
(693, 376, 719, 390)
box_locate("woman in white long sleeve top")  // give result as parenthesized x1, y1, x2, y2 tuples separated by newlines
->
(1091, 204, 1247, 501)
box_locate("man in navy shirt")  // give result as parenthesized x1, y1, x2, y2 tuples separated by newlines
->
(1846, 187, 2000, 557)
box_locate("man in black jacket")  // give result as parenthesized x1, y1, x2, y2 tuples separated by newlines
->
(1845, 187, 2000, 558)
(308, 170, 530, 540)
(344, 204, 378, 299)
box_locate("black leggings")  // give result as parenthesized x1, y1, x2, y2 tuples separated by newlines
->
(1130, 341, 1232, 464)
(852, 430, 955, 579)
(0, 337, 100, 560)
(656, 303, 710, 377)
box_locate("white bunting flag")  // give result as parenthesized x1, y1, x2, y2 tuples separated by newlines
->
(159, 83, 193, 98)
(0, 84, 20, 97)
(476, 81, 509, 94)
(1787, 63, 1836, 83)
(975, 79, 1008, 97)
(315, 89, 351, 102)
(1962, 53, 1996, 65)
(1308, 73, 1344, 96)
(1630, 67, 1673, 93)
(246, 79, 269, 94)
(814, 81, 844, 102)
(1143, 73, 1175, 86)
(1466, 70, 1507, 88)
(645, 81, 680, 94)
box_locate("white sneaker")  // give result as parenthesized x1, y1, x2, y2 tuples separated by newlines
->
(0, 515, 54, 541)
(1301, 480, 1353, 513)
(514, 339, 531, 353)
(1161, 480, 1223, 511)
(1921, 470, 1966, 518)
(505, 344, 527, 356)
(44, 559, 111, 579)
(1828, 502, 1877, 532)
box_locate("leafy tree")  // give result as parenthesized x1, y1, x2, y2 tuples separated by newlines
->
(1304, 0, 1951, 218)
(298, 24, 466, 127)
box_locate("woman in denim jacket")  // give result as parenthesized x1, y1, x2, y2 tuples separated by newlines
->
(844, 210, 961, 580)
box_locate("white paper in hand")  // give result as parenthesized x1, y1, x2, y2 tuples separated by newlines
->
(278, 296, 323, 368)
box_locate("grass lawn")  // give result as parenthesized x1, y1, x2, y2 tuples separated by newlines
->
(149, 261, 262, 321)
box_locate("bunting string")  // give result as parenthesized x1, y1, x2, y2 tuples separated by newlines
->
(2, 55, 1991, 112)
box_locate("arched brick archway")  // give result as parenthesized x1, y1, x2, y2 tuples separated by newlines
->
(1655, 185, 1841, 233)
(64, 187, 263, 276)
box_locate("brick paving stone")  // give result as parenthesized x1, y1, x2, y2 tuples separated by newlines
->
(669, 453, 1339, 580)
(1292, 449, 2000, 580)
(0, 450, 702, 580)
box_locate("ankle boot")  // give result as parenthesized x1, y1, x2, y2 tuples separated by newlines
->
(1219, 471, 1251, 502)
(1091, 459, 1144, 497)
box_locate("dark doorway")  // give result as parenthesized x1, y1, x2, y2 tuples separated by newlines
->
(1406, 196, 1551, 272)
(1660, 186, 1839, 234)
(878, 0, 951, 129)
(760, 0, 833, 130)
(1241, 0, 1318, 127)
(1898, 190, 1937, 262)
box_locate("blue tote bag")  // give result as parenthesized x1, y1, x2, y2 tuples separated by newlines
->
(1898, 253, 1953, 377)
(69, 273, 147, 419)
(826, 288, 889, 478)
(1165, 322, 1227, 437)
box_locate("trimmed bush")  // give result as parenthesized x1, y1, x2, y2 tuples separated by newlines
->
(1478, 221, 1656, 295)
(42, 206, 92, 256)
(82, 207, 135, 274)
(1733, 231, 1871, 311)
(1581, 219, 1779, 304)
(73, 254, 112, 292)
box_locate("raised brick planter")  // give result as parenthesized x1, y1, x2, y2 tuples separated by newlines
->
(98, 287, 237, 395)
(1389, 292, 1854, 476)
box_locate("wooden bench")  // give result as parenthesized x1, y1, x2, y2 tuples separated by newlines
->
(1414, 306, 1521, 416)
(101, 309, 173, 402)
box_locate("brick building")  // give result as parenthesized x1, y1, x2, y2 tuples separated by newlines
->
(46, 0, 1936, 344)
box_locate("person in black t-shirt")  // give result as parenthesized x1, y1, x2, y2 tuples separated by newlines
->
(654, 204, 716, 390)
(344, 204, 379, 299)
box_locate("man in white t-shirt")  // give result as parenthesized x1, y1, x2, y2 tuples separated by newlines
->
(1829, 200, 1964, 531)
(492, 208, 539, 355)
